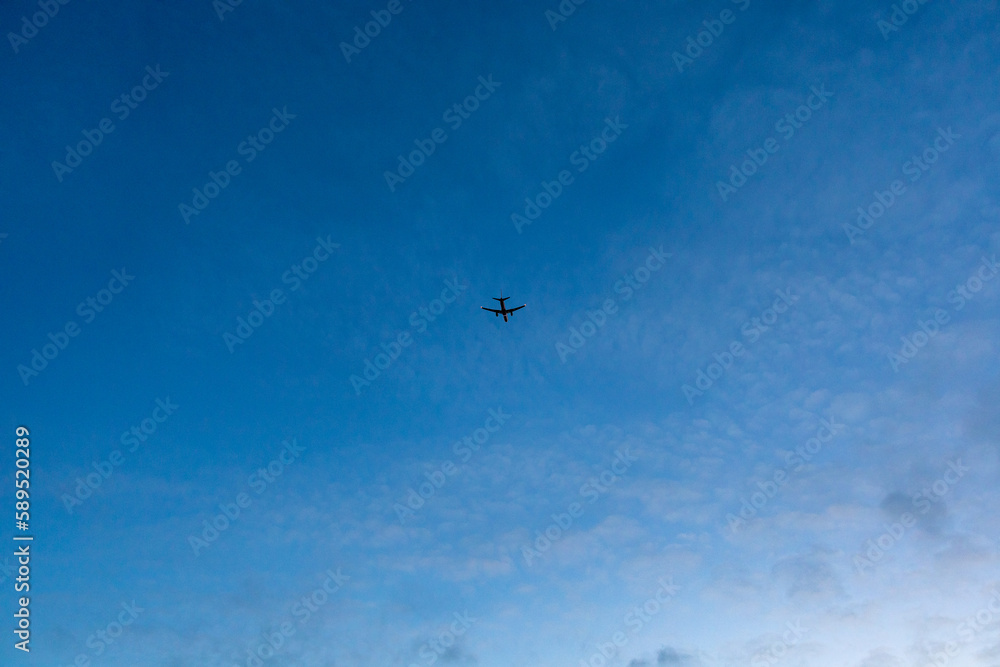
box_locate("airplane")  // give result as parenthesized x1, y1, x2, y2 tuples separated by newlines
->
(481, 290, 526, 322)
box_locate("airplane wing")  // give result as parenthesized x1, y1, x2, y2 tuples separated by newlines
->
(481, 307, 502, 314)
(509, 305, 526, 313)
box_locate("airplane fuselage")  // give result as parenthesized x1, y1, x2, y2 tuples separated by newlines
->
(482, 294, 525, 323)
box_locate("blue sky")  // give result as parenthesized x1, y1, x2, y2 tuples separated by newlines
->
(2, 0, 1000, 665)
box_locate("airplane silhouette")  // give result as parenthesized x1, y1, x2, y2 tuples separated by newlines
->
(481, 290, 526, 322)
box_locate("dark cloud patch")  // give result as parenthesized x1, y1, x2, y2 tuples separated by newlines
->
(625, 646, 701, 667)
(658, 646, 685, 664)
(401, 635, 477, 667)
(881, 489, 949, 537)
(440, 642, 477, 664)
(964, 374, 1000, 447)
(658, 646, 701, 665)
(771, 547, 843, 600)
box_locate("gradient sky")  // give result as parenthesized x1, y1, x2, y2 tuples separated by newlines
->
(2, 0, 1000, 665)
